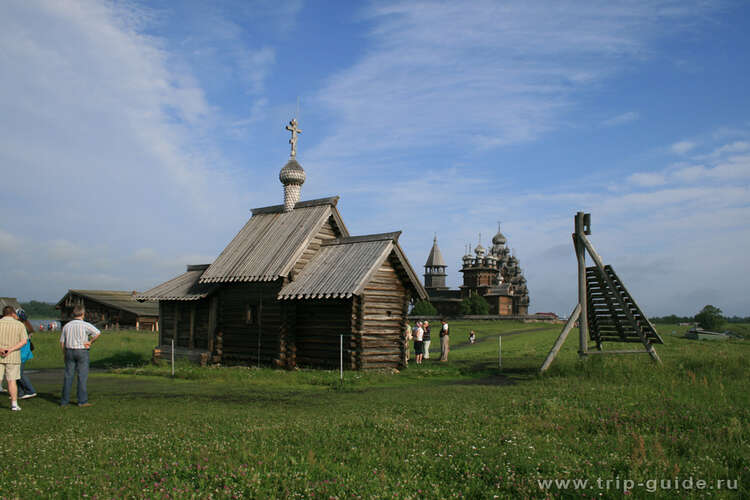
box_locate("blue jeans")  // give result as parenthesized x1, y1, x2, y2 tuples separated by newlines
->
(17, 362, 36, 397)
(61, 349, 89, 405)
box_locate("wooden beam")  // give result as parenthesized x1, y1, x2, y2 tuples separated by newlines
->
(574, 213, 588, 357)
(540, 303, 581, 373)
(586, 350, 652, 355)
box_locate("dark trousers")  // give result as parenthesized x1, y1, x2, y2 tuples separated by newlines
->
(61, 349, 89, 405)
(17, 362, 36, 396)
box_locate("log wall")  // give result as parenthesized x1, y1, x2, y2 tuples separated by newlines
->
(359, 256, 408, 369)
(292, 217, 341, 277)
(158, 300, 211, 350)
(293, 299, 354, 369)
(218, 281, 284, 366)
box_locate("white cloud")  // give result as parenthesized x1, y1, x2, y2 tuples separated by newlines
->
(238, 47, 276, 94)
(671, 140, 697, 154)
(602, 111, 640, 127)
(0, 228, 21, 254)
(310, 1, 714, 163)
(628, 172, 667, 187)
(712, 140, 750, 156)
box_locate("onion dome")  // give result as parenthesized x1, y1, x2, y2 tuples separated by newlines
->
(462, 244, 473, 265)
(474, 243, 485, 257)
(492, 223, 506, 246)
(280, 159, 306, 212)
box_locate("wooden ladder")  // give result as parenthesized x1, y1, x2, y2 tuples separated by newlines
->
(586, 265, 663, 348)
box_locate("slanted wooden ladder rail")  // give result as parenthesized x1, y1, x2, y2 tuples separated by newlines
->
(540, 212, 662, 373)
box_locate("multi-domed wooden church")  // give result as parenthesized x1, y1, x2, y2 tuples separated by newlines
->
(423, 227, 530, 317)
(137, 119, 426, 369)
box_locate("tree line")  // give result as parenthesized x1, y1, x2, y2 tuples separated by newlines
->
(19, 300, 57, 318)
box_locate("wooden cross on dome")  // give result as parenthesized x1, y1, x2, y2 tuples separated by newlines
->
(285, 118, 302, 158)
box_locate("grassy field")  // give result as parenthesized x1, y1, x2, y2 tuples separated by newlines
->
(3, 322, 748, 498)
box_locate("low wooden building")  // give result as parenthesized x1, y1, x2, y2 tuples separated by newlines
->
(56, 290, 159, 330)
(138, 198, 426, 369)
(0, 297, 22, 312)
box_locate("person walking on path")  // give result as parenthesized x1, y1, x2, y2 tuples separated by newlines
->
(0, 306, 29, 411)
(60, 305, 100, 407)
(422, 320, 431, 360)
(15, 309, 36, 399)
(439, 319, 450, 362)
(413, 321, 424, 365)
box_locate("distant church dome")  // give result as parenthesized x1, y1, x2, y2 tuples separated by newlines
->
(492, 228, 506, 246)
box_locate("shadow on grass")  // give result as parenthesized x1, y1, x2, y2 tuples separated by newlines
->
(90, 351, 150, 369)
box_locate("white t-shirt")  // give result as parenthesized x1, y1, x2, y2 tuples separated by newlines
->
(415, 327, 424, 341)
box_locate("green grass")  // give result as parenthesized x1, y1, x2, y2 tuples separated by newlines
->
(25, 329, 158, 370)
(4, 322, 748, 498)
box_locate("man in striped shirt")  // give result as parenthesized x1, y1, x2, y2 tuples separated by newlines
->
(60, 305, 100, 407)
(0, 306, 29, 411)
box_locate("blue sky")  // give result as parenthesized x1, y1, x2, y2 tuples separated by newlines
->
(1, 0, 748, 317)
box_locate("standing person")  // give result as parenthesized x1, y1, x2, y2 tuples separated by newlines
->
(422, 321, 431, 360)
(0, 306, 29, 411)
(60, 305, 100, 407)
(469, 330, 476, 344)
(413, 321, 424, 365)
(439, 319, 450, 362)
(404, 322, 413, 363)
(15, 309, 36, 399)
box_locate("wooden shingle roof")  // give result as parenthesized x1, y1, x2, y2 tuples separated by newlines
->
(199, 197, 349, 284)
(425, 236, 447, 267)
(56, 290, 159, 316)
(136, 265, 218, 301)
(0, 298, 22, 311)
(278, 232, 427, 300)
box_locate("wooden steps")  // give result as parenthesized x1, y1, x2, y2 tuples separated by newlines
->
(585, 265, 663, 347)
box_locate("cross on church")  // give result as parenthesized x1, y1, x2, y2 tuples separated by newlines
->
(285, 118, 302, 158)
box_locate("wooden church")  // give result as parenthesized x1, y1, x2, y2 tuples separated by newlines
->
(137, 119, 426, 369)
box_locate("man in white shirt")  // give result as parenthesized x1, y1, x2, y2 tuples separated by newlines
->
(60, 305, 100, 407)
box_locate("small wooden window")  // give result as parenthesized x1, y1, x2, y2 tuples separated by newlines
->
(387, 311, 392, 317)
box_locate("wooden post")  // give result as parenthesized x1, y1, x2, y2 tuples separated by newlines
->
(575, 212, 588, 357)
(540, 304, 582, 373)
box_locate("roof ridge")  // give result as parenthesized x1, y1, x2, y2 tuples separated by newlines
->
(251, 196, 339, 215)
(322, 231, 401, 246)
(186, 264, 211, 272)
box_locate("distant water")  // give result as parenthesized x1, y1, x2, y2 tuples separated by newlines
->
(30, 319, 60, 331)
